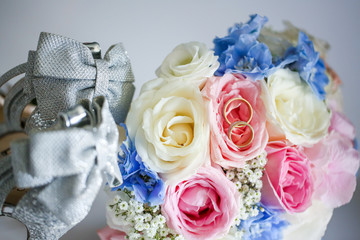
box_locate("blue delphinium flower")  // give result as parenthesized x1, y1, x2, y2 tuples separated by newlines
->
(214, 14, 280, 80)
(238, 204, 288, 240)
(214, 14, 267, 56)
(283, 32, 329, 100)
(112, 124, 165, 206)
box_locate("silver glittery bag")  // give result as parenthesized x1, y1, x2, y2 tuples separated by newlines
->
(0, 32, 135, 134)
(0, 32, 135, 239)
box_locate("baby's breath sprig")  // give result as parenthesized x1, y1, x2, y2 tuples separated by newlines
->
(108, 189, 183, 240)
(224, 151, 267, 221)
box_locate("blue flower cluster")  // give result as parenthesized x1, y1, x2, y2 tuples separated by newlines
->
(214, 14, 329, 100)
(238, 204, 288, 240)
(283, 32, 329, 100)
(112, 124, 165, 206)
(214, 15, 279, 80)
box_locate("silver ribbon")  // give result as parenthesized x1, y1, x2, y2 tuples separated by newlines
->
(0, 96, 122, 239)
(0, 32, 135, 135)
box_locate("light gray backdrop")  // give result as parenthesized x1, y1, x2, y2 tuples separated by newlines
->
(0, 0, 359, 239)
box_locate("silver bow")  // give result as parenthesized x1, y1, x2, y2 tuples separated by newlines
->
(0, 32, 135, 135)
(0, 96, 122, 239)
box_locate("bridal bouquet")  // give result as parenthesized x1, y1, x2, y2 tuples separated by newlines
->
(98, 15, 359, 240)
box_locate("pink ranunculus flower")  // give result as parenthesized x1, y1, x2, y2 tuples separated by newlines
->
(97, 227, 126, 240)
(162, 166, 240, 240)
(303, 111, 359, 208)
(261, 141, 313, 213)
(202, 73, 268, 168)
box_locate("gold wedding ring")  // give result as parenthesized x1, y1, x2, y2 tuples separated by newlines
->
(223, 97, 253, 125)
(227, 121, 254, 148)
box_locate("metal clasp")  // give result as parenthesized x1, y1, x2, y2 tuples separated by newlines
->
(0, 203, 15, 217)
(58, 105, 93, 128)
(0, 202, 30, 240)
(83, 42, 101, 59)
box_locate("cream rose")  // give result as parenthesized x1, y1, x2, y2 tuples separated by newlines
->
(126, 78, 209, 184)
(155, 42, 219, 88)
(265, 68, 330, 145)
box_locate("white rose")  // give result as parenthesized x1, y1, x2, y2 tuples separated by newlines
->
(155, 42, 219, 88)
(126, 78, 210, 184)
(326, 88, 344, 113)
(265, 68, 330, 145)
(282, 200, 333, 240)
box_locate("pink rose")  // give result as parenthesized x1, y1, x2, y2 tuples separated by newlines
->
(303, 112, 359, 208)
(97, 227, 126, 240)
(202, 73, 268, 168)
(162, 166, 240, 240)
(261, 141, 313, 213)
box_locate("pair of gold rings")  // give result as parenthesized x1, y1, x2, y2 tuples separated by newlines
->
(223, 97, 254, 148)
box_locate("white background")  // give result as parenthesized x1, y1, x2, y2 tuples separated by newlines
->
(0, 0, 359, 239)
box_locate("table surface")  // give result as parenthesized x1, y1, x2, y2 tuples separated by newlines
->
(0, 1, 359, 239)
